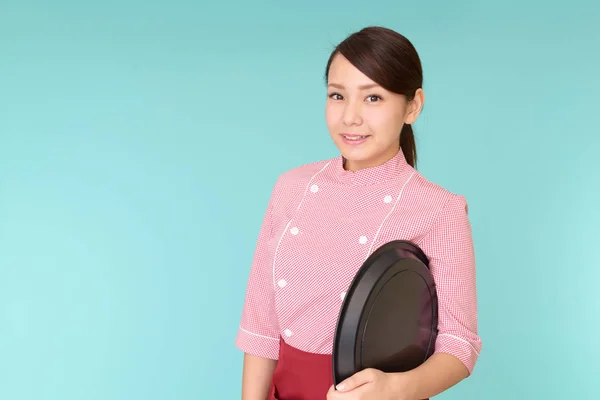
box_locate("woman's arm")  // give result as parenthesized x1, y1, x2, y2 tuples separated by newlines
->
(407, 193, 482, 396)
(237, 179, 283, 399)
(242, 353, 278, 400)
(391, 352, 469, 399)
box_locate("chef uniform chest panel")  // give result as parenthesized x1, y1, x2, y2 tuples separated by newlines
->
(269, 176, 438, 352)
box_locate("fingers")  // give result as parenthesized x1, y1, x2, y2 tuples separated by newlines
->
(335, 368, 377, 392)
(326, 384, 340, 400)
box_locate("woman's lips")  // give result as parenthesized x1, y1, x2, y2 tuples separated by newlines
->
(340, 133, 370, 145)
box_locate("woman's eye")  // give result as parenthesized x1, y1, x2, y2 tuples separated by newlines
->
(329, 93, 343, 100)
(366, 95, 381, 102)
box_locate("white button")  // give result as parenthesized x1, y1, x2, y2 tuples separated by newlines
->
(359, 235, 367, 244)
(384, 195, 393, 203)
(277, 279, 287, 288)
(310, 184, 319, 193)
(284, 329, 292, 337)
(290, 227, 299, 235)
(340, 292, 346, 300)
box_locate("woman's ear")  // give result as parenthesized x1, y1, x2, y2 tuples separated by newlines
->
(405, 88, 425, 124)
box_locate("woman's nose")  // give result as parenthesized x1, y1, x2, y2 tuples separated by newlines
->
(342, 102, 363, 126)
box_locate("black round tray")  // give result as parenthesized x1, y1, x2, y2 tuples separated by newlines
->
(332, 240, 438, 386)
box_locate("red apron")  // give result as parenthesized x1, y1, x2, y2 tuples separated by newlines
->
(267, 337, 429, 400)
(268, 337, 333, 400)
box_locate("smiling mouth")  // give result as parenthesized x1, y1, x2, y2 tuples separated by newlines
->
(341, 134, 370, 141)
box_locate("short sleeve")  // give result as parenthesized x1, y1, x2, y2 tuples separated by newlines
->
(419, 194, 482, 374)
(234, 181, 281, 360)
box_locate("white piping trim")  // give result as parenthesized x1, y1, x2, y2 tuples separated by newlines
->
(272, 219, 292, 288)
(271, 161, 332, 288)
(437, 333, 481, 356)
(295, 161, 331, 211)
(365, 171, 416, 259)
(240, 327, 279, 340)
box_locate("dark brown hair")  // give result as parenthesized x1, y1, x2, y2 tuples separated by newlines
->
(324, 26, 423, 168)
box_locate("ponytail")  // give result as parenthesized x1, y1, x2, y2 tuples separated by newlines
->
(400, 124, 417, 168)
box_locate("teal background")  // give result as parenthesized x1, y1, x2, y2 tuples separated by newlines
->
(1, 0, 599, 399)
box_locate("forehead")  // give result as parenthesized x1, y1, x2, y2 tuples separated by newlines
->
(328, 54, 376, 87)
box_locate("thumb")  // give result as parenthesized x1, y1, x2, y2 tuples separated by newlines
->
(336, 369, 375, 392)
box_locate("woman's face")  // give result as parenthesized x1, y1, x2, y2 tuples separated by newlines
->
(325, 53, 423, 171)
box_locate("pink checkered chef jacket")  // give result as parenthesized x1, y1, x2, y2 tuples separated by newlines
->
(235, 149, 482, 374)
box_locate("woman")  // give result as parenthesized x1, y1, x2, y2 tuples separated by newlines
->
(235, 26, 482, 400)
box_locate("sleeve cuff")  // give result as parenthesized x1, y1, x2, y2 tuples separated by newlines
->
(235, 326, 280, 360)
(434, 333, 482, 375)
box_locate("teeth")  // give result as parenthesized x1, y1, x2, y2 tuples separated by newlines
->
(344, 135, 367, 141)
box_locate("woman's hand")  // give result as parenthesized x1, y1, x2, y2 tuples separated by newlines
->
(326, 368, 414, 400)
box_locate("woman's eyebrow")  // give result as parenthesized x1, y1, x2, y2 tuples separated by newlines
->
(327, 83, 380, 90)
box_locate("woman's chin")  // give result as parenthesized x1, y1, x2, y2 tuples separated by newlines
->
(339, 147, 373, 163)
(340, 151, 377, 171)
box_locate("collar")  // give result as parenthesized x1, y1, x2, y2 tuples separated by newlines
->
(332, 148, 410, 186)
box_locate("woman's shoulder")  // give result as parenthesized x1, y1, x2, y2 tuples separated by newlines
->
(407, 169, 470, 217)
(409, 169, 459, 200)
(281, 158, 333, 179)
(272, 157, 335, 191)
